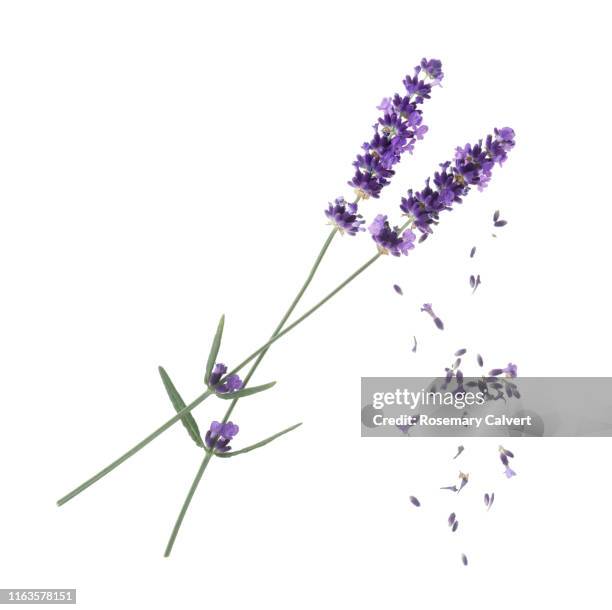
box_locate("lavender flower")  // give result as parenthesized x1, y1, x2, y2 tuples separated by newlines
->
(400, 128, 516, 236)
(470, 246, 476, 258)
(205, 420, 239, 453)
(504, 467, 517, 479)
(499, 446, 515, 458)
(393, 284, 403, 295)
(421, 303, 444, 330)
(411, 336, 418, 353)
(369, 215, 416, 256)
(409, 495, 421, 507)
(488, 492, 495, 509)
(324, 197, 366, 236)
(452, 520, 459, 532)
(348, 59, 443, 199)
(461, 553, 468, 566)
(484, 493, 490, 507)
(448, 512, 456, 526)
(208, 363, 243, 394)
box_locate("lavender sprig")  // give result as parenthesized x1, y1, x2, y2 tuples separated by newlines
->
(349, 59, 443, 199)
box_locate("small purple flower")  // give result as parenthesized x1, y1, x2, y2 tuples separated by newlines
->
(500, 452, 509, 467)
(409, 495, 421, 507)
(324, 197, 366, 236)
(452, 520, 459, 532)
(499, 446, 515, 458)
(448, 512, 456, 526)
(393, 284, 403, 295)
(368, 214, 416, 256)
(421, 303, 444, 330)
(417, 58, 444, 84)
(461, 553, 468, 566)
(484, 493, 490, 507)
(205, 420, 239, 453)
(504, 467, 517, 479)
(208, 363, 243, 394)
(488, 492, 495, 509)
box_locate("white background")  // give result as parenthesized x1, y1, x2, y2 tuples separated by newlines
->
(1, 1, 611, 608)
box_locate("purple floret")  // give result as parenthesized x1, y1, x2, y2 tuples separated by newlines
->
(368, 214, 416, 256)
(324, 197, 366, 236)
(205, 420, 240, 453)
(208, 363, 244, 394)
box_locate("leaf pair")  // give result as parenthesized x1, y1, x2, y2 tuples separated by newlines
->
(214, 423, 303, 458)
(159, 314, 277, 449)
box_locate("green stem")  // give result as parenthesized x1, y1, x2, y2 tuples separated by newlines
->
(57, 220, 409, 507)
(56, 389, 213, 506)
(163, 228, 337, 556)
(163, 449, 213, 557)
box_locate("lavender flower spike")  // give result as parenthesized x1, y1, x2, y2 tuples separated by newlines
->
(205, 420, 239, 453)
(349, 59, 444, 199)
(400, 128, 516, 236)
(324, 197, 366, 236)
(369, 215, 416, 256)
(208, 363, 244, 394)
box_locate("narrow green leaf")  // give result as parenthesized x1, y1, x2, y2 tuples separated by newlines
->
(214, 381, 276, 400)
(216, 423, 302, 457)
(205, 314, 225, 385)
(158, 366, 204, 448)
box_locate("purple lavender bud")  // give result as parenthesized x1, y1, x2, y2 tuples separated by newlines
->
(393, 284, 403, 295)
(461, 553, 468, 566)
(502, 363, 518, 378)
(434, 317, 444, 330)
(500, 452, 509, 467)
(489, 492, 495, 509)
(493, 210, 500, 222)
(409, 495, 421, 507)
(205, 420, 239, 453)
(453, 445, 464, 459)
(455, 348, 467, 357)
(489, 368, 504, 376)
(448, 512, 456, 526)
(494, 220, 508, 227)
(477, 354, 484, 367)
(504, 467, 517, 479)
(452, 520, 459, 532)
(469, 275, 475, 288)
(411, 336, 418, 353)
(208, 363, 244, 394)
(484, 493, 490, 506)
(324, 198, 366, 236)
(470, 246, 476, 258)
(456, 370, 464, 384)
(368, 215, 416, 256)
(472, 274, 481, 294)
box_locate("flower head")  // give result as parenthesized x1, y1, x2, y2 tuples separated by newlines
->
(208, 363, 243, 394)
(348, 59, 443, 199)
(400, 127, 516, 236)
(324, 198, 365, 236)
(368, 214, 416, 256)
(205, 420, 239, 453)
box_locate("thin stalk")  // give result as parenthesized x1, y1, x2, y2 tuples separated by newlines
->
(163, 449, 213, 557)
(163, 228, 337, 556)
(58, 221, 410, 507)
